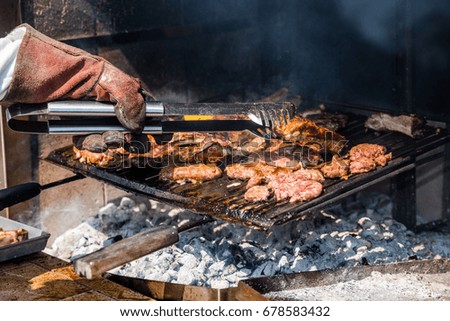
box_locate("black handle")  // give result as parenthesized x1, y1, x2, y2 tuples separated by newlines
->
(0, 183, 42, 211)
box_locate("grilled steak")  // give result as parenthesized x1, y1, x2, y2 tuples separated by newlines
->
(159, 164, 222, 183)
(244, 185, 271, 202)
(365, 113, 426, 139)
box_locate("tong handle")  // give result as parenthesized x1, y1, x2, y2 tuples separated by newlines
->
(47, 100, 164, 117)
(46, 100, 292, 117)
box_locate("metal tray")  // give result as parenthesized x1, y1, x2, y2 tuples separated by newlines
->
(0, 216, 50, 263)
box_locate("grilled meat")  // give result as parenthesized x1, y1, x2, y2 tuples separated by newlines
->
(244, 185, 271, 202)
(247, 151, 301, 169)
(349, 157, 377, 174)
(73, 146, 125, 168)
(227, 131, 266, 155)
(225, 163, 259, 180)
(267, 175, 323, 203)
(321, 155, 350, 178)
(74, 115, 345, 169)
(0, 228, 28, 246)
(374, 153, 392, 166)
(263, 142, 323, 167)
(349, 143, 386, 160)
(288, 180, 323, 203)
(275, 116, 346, 155)
(299, 109, 349, 131)
(283, 168, 324, 182)
(348, 143, 392, 174)
(226, 160, 324, 202)
(159, 164, 222, 184)
(365, 113, 426, 139)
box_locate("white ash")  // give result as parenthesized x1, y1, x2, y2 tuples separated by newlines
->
(45, 191, 450, 289)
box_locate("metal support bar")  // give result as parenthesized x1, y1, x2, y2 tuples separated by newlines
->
(443, 124, 450, 232)
(392, 166, 417, 229)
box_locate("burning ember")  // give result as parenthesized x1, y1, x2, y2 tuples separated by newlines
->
(46, 191, 450, 289)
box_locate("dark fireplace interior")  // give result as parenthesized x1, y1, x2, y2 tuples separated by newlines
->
(1, 0, 449, 239)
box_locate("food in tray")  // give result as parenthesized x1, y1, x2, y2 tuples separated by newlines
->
(365, 112, 426, 139)
(0, 227, 28, 246)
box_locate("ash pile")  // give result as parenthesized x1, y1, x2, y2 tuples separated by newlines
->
(45, 191, 450, 289)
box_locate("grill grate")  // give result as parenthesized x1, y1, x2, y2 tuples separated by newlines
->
(45, 114, 449, 230)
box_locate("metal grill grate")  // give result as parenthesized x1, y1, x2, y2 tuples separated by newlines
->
(45, 114, 449, 230)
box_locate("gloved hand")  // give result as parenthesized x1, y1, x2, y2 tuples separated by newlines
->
(1, 24, 153, 133)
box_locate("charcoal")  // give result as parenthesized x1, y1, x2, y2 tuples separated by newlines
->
(45, 192, 450, 289)
(262, 261, 278, 276)
(119, 197, 135, 209)
(210, 279, 229, 289)
(179, 253, 198, 269)
(208, 261, 226, 275)
(177, 267, 195, 285)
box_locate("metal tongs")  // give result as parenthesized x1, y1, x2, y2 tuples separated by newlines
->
(6, 100, 295, 139)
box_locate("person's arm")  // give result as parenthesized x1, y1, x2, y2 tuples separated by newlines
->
(0, 26, 26, 100)
(0, 24, 152, 133)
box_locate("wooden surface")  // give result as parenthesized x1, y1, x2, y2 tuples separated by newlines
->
(0, 252, 152, 301)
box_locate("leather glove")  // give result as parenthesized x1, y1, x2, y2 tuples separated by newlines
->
(1, 24, 153, 133)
